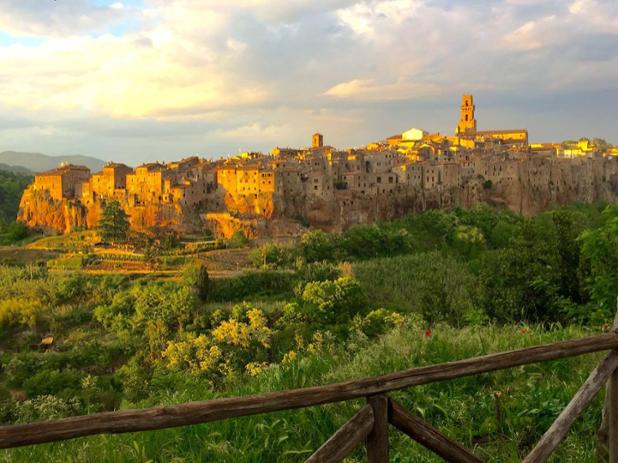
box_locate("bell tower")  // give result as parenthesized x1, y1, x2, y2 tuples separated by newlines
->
(456, 94, 477, 135)
(312, 132, 324, 148)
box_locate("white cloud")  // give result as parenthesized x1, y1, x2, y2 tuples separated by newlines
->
(324, 78, 439, 100)
(0, 0, 617, 160)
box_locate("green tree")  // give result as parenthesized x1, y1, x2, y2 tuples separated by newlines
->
(0, 170, 32, 221)
(578, 205, 618, 321)
(301, 277, 367, 324)
(182, 263, 210, 301)
(479, 220, 564, 323)
(99, 201, 130, 243)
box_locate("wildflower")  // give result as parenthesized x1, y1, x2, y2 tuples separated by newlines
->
(283, 351, 297, 365)
(245, 361, 268, 377)
(520, 327, 529, 335)
(603, 323, 610, 332)
(425, 328, 432, 338)
(197, 345, 221, 372)
(247, 308, 267, 329)
(213, 319, 251, 348)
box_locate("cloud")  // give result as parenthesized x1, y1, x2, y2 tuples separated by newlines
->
(0, 0, 129, 37)
(0, 0, 617, 162)
(324, 79, 440, 100)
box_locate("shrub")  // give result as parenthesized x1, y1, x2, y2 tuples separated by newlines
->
(209, 270, 295, 301)
(296, 261, 341, 284)
(182, 263, 210, 301)
(300, 277, 367, 324)
(23, 369, 84, 398)
(250, 243, 294, 268)
(13, 395, 83, 424)
(356, 308, 405, 337)
(0, 298, 43, 329)
(229, 230, 249, 248)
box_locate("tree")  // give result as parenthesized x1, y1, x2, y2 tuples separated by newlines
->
(182, 263, 210, 301)
(578, 205, 618, 321)
(592, 138, 610, 153)
(99, 201, 129, 243)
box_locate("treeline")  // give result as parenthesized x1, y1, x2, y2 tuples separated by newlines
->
(251, 203, 618, 325)
(0, 170, 32, 244)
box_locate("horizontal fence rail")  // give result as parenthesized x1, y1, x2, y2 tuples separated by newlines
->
(1, 332, 618, 451)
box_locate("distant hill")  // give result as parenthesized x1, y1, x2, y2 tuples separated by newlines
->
(0, 151, 106, 173)
(0, 163, 33, 176)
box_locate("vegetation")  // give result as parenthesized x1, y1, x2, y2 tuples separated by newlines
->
(98, 201, 130, 244)
(0, 202, 616, 461)
(0, 170, 31, 222)
(0, 170, 32, 245)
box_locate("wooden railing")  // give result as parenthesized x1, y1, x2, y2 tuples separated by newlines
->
(2, 331, 618, 462)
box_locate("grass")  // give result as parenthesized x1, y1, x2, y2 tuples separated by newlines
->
(26, 231, 99, 252)
(1, 323, 605, 462)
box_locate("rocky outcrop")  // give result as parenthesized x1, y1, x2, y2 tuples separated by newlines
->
(18, 187, 88, 234)
(18, 156, 618, 238)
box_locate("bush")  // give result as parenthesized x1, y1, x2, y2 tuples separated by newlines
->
(229, 230, 249, 248)
(300, 277, 367, 324)
(12, 395, 83, 424)
(209, 270, 296, 301)
(250, 243, 295, 268)
(23, 369, 84, 398)
(0, 298, 43, 329)
(296, 261, 341, 284)
(0, 221, 29, 244)
(182, 263, 210, 301)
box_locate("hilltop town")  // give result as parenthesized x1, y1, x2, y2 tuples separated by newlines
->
(17, 96, 618, 238)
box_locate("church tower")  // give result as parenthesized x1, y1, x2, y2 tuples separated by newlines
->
(456, 94, 477, 135)
(312, 133, 324, 148)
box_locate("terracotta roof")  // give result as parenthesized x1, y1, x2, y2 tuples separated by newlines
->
(37, 164, 90, 176)
(476, 129, 528, 135)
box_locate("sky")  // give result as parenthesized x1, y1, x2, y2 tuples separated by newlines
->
(0, 0, 617, 165)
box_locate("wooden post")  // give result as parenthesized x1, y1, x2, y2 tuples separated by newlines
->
(599, 300, 618, 460)
(306, 405, 374, 463)
(609, 299, 618, 463)
(524, 350, 618, 463)
(367, 395, 389, 463)
(609, 369, 618, 463)
(389, 398, 481, 463)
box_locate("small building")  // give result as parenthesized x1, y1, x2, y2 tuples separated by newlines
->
(33, 163, 91, 201)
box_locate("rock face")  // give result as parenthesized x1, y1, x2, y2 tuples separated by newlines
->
(18, 187, 192, 235)
(17, 153, 618, 238)
(18, 188, 87, 234)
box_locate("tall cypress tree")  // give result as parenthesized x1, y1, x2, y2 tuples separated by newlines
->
(99, 201, 130, 243)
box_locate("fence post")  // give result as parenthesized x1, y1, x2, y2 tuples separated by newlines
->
(609, 298, 618, 463)
(600, 298, 618, 461)
(367, 394, 389, 463)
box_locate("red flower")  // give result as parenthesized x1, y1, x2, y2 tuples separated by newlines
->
(425, 328, 432, 338)
(520, 327, 529, 335)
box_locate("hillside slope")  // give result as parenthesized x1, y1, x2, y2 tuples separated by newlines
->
(0, 151, 105, 173)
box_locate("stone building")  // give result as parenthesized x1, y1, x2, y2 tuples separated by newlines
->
(17, 96, 618, 237)
(34, 163, 91, 201)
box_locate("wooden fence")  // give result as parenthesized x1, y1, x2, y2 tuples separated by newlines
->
(2, 331, 618, 462)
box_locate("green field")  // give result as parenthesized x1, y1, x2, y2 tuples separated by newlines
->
(0, 203, 617, 461)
